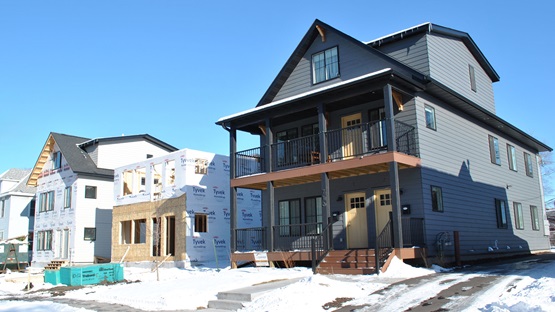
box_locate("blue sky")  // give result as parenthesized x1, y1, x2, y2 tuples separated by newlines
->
(1, 1, 554, 202)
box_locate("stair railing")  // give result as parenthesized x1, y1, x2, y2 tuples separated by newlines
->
(375, 220, 394, 274)
(311, 221, 334, 274)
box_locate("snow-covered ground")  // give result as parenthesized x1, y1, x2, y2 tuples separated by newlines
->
(0, 253, 554, 311)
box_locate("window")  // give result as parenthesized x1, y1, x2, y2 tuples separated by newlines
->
(194, 213, 208, 233)
(195, 158, 209, 175)
(312, 46, 339, 84)
(495, 199, 508, 229)
(514, 202, 524, 230)
(489, 135, 501, 165)
(424, 105, 436, 130)
(531, 206, 540, 231)
(276, 128, 298, 167)
(0, 199, 4, 218)
(39, 191, 55, 212)
(507, 144, 517, 171)
(305, 197, 323, 234)
(64, 186, 72, 208)
(0, 231, 3, 240)
(134, 219, 146, 244)
(29, 199, 35, 217)
(431, 186, 443, 212)
(120, 221, 132, 244)
(524, 152, 534, 177)
(85, 186, 97, 199)
(52, 151, 62, 170)
(84, 228, 96, 241)
(469, 65, 477, 92)
(278, 199, 301, 236)
(36, 230, 53, 250)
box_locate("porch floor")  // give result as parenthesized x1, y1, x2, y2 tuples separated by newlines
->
(231, 247, 426, 274)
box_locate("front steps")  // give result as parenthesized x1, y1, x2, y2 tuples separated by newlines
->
(317, 249, 380, 275)
(44, 259, 68, 270)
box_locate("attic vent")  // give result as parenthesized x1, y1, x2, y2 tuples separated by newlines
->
(315, 25, 326, 42)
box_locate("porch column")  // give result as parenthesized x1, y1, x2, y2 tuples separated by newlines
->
(265, 181, 275, 251)
(229, 126, 238, 252)
(317, 103, 328, 162)
(264, 118, 274, 251)
(383, 84, 403, 248)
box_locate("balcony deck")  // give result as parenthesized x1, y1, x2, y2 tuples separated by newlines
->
(232, 151, 420, 189)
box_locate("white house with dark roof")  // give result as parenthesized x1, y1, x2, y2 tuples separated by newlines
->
(0, 169, 35, 243)
(27, 132, 177, 267)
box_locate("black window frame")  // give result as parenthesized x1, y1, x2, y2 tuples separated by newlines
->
(52, 151, 62, 170)
(431, 186, 444, 212)
(513, 202, 524, 230)
(311, 46, 340, 84)
(524, 152, 534, 177)
(530, 205, 540, 231)
(489, 135, 501, 165)
(495, 198, 508, 229)
(278, 198, 301, 237)
(84, 227, 96, 241)
(85, 185, 97, 199)
(507, 144, 517, 171)
(469, 64, 477, 92)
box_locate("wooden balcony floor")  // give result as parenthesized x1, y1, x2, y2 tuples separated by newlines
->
(231, 151, 420, 190)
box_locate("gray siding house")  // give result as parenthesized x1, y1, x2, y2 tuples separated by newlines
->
(217, 20, 551, 273)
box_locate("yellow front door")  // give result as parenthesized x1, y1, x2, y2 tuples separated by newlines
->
(345, 192, 368, 248)
(341, 113, 362, 159)
(375, 189, 393, 236)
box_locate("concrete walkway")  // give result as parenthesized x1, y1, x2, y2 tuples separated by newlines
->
(207, 277, 304, 310)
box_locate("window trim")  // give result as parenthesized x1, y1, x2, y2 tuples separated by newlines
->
(0, 199, 4, 218)
(278, 198, 301, 236)
(311, 46, 340, 84)
(431, 186, 444, 212)
(488, 135, 501, 165)
(513, 202, 524, 230)
(64, 186, 72, 209)
(424, 105, 437, 130)
(469, 64, 477, 92)
(530, 205, 540, 231)
(85, 185, 97, 199)
(52, 151, 62, 170)
(507, 144, 517, 171)
(524, 152, 534, 177)
(495, 199, 508, 229)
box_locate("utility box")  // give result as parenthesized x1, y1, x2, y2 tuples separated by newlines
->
(0, 242, 29, 272)
(45, 263, 124, 286)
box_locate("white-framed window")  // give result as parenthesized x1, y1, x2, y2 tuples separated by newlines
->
(489, 135, 501, 165)
(0, 231, 3, 240)
(64, 186, 72, 208)
(507, 144, 517, 171)
(0, 199, 5, 218)
(312, 46, 339, 84)
(431, 186, 443, 212)
(495, 199, 508, 229)
(425, 105, 436, 130)
(524, 152, 534, 177)
(514, 202, 524, 230)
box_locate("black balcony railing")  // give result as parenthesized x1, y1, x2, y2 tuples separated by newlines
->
(234, 120, 417, 178)
(272, 223, 324, 251)
(235, 146, 265, 178)
(235, 227, 267, 252)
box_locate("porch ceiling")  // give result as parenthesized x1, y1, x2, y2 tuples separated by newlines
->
(231, 151, 420, 190)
